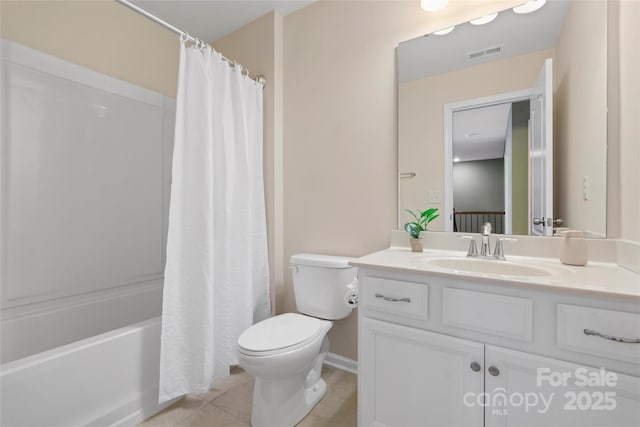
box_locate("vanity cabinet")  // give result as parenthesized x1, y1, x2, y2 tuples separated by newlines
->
(357, 269, 640, 427)
(360, 318, 484, 427)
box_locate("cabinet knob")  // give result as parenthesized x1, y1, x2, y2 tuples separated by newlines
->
(488, 366, 500, 376)
(470, 362, 481, 372)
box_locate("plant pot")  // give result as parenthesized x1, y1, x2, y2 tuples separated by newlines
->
(409, 237, 423, 252)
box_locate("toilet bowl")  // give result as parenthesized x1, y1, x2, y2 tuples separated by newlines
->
(237, 253, 357, 427)
(238, 313, 332, 427)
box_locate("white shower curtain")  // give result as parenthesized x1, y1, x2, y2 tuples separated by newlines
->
(159, 40, 270, 403)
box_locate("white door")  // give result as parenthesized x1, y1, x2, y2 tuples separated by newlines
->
(485, 345, 640, 427)
(529, 58, 554, 236)
(359, 318, 484, 427)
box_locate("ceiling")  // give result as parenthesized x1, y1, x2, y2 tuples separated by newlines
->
(453, 103, 513, 163)
(129, 0, 315, 42)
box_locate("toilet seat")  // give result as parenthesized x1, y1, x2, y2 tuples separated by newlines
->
(238, 313, 325, 357)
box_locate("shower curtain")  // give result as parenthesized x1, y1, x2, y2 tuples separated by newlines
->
(159, 40, 270, 403)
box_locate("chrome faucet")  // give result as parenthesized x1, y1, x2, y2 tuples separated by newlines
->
(458, 222, 518, 260)
(480, 222, 492, 257)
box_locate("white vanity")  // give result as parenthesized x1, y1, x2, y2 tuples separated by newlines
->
(352, 247, 640, 427)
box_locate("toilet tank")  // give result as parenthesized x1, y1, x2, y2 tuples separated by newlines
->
(290, 253, 357, 320)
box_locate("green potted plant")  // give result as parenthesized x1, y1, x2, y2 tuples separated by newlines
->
(404, 208, 440, 252)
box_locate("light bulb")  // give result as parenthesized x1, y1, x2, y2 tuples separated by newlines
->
(421, 0, 449, 12)
(434, 26, 455, 35)
(513, 0, 547, 14)
(470, 13, 498, 26)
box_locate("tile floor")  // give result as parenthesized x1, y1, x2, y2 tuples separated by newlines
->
(138, 365, 357, 427)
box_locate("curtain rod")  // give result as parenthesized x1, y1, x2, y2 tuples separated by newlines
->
(115, 0, 267, 87)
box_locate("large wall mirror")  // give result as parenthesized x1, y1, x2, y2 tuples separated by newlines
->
(398, 0, 607, 238)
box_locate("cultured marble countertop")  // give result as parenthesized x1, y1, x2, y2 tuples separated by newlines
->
(350, 248, 640, 299)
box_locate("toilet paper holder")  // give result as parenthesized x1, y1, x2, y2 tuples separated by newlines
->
(344, 277, 359, 308)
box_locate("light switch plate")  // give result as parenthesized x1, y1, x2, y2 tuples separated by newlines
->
(429, 191, 441, 204)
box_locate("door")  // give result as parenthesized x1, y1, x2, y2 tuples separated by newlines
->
(529, 58, 554, 236)
(485, 345, 640, 427)
(359, 318, 484, 427)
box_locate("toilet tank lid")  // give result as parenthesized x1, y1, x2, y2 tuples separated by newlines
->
(290, 253, 353, 269)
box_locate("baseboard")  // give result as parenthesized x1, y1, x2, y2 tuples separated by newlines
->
(324, 352, 358, 375)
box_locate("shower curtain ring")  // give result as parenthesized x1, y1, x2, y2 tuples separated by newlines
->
(180, 32, 188, 44)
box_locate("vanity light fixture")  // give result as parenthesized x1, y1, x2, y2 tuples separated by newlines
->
(470, 13, 498, 25)
(434, 26, 455, 35)
(421, 0, 448, 12)
(513, 0, 547, 14)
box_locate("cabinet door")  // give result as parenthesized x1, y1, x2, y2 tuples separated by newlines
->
(485, 345, 640, 427)
(359, 318, 484, 427)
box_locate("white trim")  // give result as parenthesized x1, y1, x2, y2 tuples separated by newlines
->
(443, 89, 532, 232)
(0, 39, 164, 107)
(324, 352, 358, 375)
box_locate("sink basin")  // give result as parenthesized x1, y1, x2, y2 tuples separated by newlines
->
(425, 258, 553, 277)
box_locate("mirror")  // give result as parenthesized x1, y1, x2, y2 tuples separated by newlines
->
(398, 0, 607, 238)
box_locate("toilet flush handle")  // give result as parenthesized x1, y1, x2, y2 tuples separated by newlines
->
(288, 265, 299, 273)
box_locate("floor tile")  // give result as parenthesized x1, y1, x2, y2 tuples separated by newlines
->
(178, 402, 249, 427)
(138, 365, 357, 427)
(197, 366, 253, 402)
(210, 380, 255, 424)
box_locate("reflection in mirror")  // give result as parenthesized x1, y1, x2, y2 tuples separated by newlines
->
(452, 100, 530, 236)
(398, 0, 607, 238)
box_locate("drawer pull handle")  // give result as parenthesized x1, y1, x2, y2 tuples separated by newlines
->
(488, 366, 500, 376)
(583, 329, 640, 344)
(375, 293, 411, 303)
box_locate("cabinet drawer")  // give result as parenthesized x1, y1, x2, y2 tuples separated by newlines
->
(362, 277, 428, 321)
(442, 288, 533, 342)
(557, 304, 640, 364)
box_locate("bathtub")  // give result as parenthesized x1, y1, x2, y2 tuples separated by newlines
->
(0, 317, 178, 427)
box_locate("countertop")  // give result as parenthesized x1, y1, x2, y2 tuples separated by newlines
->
(350, 248, 640, 299)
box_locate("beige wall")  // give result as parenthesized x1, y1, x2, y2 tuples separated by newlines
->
(213, 12, 285, 315)
(399, 49, 552, 231)
(0, 0, 179, 97)
(283, 0, 522, 361)
(554, 0, 607, 237)
(617, 0, 640, 242)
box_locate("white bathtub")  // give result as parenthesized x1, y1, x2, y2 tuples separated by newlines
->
(0, 316, 178, 427)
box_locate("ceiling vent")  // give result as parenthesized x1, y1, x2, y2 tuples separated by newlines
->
(468, 45, 503, 61)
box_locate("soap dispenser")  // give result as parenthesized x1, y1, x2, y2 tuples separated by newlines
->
(560, 230, 588, 266)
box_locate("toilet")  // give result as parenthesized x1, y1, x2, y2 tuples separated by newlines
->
(237, 253, 357, 427)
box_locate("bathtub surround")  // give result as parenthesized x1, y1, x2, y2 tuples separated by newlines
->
(0, 39, 175, 363)
(159, 41, 270, 402)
